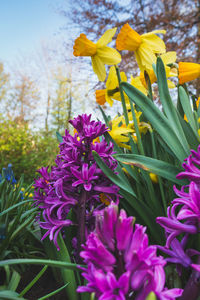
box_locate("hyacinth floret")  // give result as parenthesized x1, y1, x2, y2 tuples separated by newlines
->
(34, 114, 120, 250)
(78, 204, 183, 300)
(157, 147, 200, 274)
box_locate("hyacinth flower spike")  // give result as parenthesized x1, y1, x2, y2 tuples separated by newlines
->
(78, 204, 183, 299)
(34, 114, 120, 252)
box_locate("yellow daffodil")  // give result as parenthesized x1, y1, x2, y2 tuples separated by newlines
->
(109, 115, 134, 149)
(116, 23, 166, 71)
(139, 52, 177, 89)
(96, 66, 148, 106)
(130, 75, 148, 95)
(73, 28, 121, 81)
(178, 62, 200, 84)
(95, 66, 127, 106)
(109, 110, 150, 148)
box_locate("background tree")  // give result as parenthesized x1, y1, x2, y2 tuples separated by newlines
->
(0, 62, 9, 104)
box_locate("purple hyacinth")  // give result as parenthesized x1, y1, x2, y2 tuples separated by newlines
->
(176, 145, 200, 185)
(78, 204, 183, 300)
(34, 114, 120, 251)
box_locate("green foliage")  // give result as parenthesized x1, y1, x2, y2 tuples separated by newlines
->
(0, 118, 59, 183)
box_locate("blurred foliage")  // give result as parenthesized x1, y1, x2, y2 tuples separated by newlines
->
(0, 116, 59, 184)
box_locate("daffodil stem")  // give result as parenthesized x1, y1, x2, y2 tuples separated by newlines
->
(115, 66, 129, 126)
(129, 100, 144, 156)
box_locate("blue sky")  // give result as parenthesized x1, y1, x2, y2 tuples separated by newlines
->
(0, 0, 67, 63)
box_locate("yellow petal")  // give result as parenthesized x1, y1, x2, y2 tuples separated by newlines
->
(105, 93, 114, 106)
(96, 47, 121, 65)
(131, 75, 148, 95)
(160, 51, 176, 64)
(116, 23, 142, 51)
(142, 30, 166, 37)
(135, 43, 156, 71)
(73, 34, 97, 56)
(106, 66, 118, 89)
(91, 56, 106, 81)
(141, 34, 166, 54)
(167, 80, 176, 89)
(96, 27, 117, 48)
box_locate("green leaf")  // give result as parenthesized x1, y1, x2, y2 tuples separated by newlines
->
(38, 283, 69, 300)
(56, 234, 78, 300)
(121, 81, 188, 162)
(19, 266, 48, 297)
(0, 258, 79, 270)
(92, 151, 136, 196)
(156, 57, 190, 154)
(0, 200, 33, 217)
(8, 270, 21, 291)
(0, 290, 25, 300)
(179, 85, 199, 138)
(115, 154, 187, 185)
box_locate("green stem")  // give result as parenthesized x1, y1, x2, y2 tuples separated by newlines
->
(115, 66, 129, 125)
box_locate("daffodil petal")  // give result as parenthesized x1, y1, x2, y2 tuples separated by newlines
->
(136, 43, 156, 71)
(160, 51, 176, 64)
(141, 34, 166, 53)
(105, 93, 114, 106)
(131, 75, 147, 95)
(142, 30, 166, 37)
(97, 47, 121, 65)
(91, 55, 106, 81)
(96, 27, 117, 47)
(106, 66, 118, 89)
(167, 80, 176, 89)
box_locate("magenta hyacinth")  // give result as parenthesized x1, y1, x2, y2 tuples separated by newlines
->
(34, 114, 120, 250)
(157, 147, 200, 289)
(78, 204, 183, 300)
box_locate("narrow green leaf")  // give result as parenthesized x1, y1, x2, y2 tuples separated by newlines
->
(38, 283, 69, 300)
(19, 266, 48, 297)
(0, 258, 79, 270)
(0, 200, 33, 217)
(56, 234, 78, 300)
(115, 154, 187, 185)
(92, 151, 136, 196)
(179, 85, 199, 137)
(0, 290, 25, 300)
(156, 57, 190, 154)
(8, 270, 21, 291)
(121, 81, 188, 162)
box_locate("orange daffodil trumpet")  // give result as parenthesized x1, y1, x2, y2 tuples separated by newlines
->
(178, 62, 200, 84)
(116, 23, 166, 71)
(73, 28, 121, 81)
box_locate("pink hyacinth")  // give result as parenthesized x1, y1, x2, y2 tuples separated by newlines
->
(78, 204, 183, 300)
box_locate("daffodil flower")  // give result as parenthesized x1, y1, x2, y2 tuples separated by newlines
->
(95, 66, 127, 106)
(96, 66, 147, 107)
(178, 62, 200, 84)
(116, 23, 166, 71)
(109, 115, 134, 149)
(73, 28, 121, 81)
(139, 52, 177, 89)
